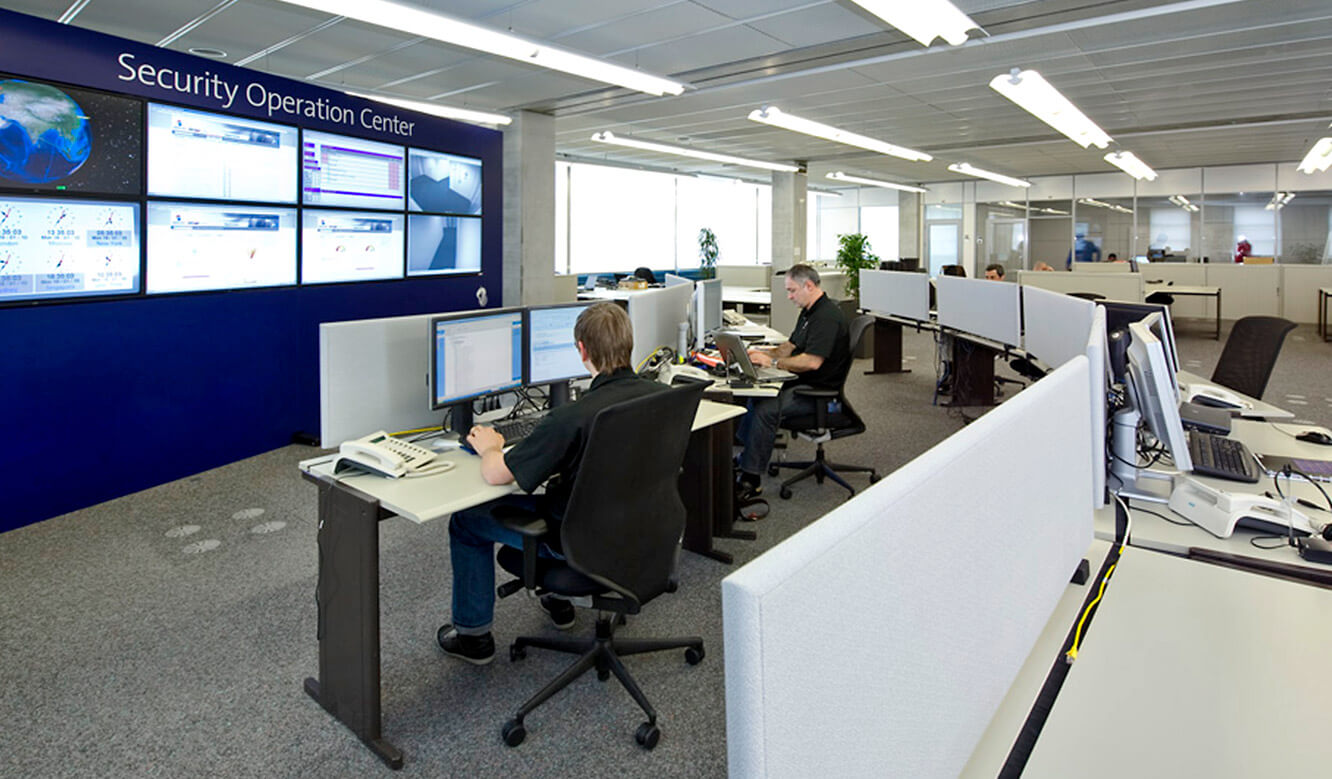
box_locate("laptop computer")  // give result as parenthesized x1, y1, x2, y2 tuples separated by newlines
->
(714, 332, 797, 383)
(1254, 453, 1332, 483)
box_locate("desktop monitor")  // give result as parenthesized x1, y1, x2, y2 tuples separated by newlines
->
(525, 302, 594, 406)
(147, 103, 298, 203)
(1098, 300, 1179, 390)
(1125, 314, 1193, 472)
(628, 282, 693, 370)
(429, 308, 524, 435)
(693, 278, 723, 351)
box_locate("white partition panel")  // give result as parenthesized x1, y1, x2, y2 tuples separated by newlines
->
(1278, 265, 1332, 323)
(723, 358, 1095, 779)
(1087, 307, 1108, 508)
(320, 312, 441, 446)
(1022, 286, 1096, 368)
(1018, 270, 1144, 303)
(936, 275, 1021, 345)
(1204, 264, 1280, 318)
(859, 269, 930, 321)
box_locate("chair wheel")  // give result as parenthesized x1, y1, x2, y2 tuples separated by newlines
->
(767, 465, 779, 477)
(685, 646, 705, 665)
(509, 644, 526, 662)
(502, 719, 526, 747)
(635, 721, 660, 750)
(597, 667, 611, 681)
(779, 486, 792, 500)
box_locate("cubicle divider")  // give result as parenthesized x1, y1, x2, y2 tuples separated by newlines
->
(1018, 271, 1144, 302)
(722, 357, 1095, 778)
(859, 269, 930, 322)
(936, 275, 1022, 346)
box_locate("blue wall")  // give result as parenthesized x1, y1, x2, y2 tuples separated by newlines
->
(0, 10, 503, 531)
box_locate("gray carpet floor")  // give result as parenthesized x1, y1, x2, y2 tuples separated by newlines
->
(2, 320, 1327, 778)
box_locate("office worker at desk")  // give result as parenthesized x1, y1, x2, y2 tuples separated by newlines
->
(735, 263, 851, 500)
(438, 302, 666, 665)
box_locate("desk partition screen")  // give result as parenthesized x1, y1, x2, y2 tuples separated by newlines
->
(1018, 270, 1145, 303)
(936, 275, 1021, 346)
(1023, 286, 1096, 369)
(859, 269, 929, 321)
(723, 357, 1095, 778)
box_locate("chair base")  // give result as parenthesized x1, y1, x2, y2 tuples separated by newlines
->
(503, 614, 703, 748)
(771, 443, 877, 499)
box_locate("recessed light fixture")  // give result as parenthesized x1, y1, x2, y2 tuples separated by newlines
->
(749, 107, 931, 162)
(847, 0, 980, 46)
(590, 131, 799, 173)
(947, 162, 1031, 188)
(274, 0, 686, 96)
(1103, 150, 1157, 181)
(989, 68, 1112, 150)
(187, 47, 228, 59)
(347, 91, 511, 127)
(826, 171, 928, 193)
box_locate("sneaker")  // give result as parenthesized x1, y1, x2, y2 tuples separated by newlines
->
(734, 471, 762, 503)
(437, 624, 495, 665)
(540, 595, 576, 630)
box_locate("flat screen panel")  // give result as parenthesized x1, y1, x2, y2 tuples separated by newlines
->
(936, 275, 1021, 346)
(1022, 285, 1095, 367)
(406, 214, 480, 276)
(859, 269, 929, 321)
(147, 103, 298, 203)
(526, 302, 594, 385)
(146, 202, 296, 293)
(300, 210, 403, 284)
(628, 282, 693, 369)
(301, 130, 405, 209)
(0, 195, 139, 302)
(430, 309, 523, 408)
(407, 148, 481, 214)
(0, 75, 142, 195)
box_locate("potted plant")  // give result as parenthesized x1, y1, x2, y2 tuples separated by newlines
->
(835, 232, 879, 300)
(698, 228, 719, 279)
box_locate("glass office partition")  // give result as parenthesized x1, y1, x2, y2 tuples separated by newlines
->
(1073, 171, 1135, 260)
(1201, 192, 1275, 263)
(977, 200, 1027, 274)
(1276, 190, 1332, 264)
(924, 203, 962, 276)
(1137, 168, 1202, 262)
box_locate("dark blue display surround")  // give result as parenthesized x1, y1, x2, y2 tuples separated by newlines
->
(0, 10, 503, 532)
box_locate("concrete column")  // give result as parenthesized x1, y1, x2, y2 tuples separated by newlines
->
(770, 170, 807, 273)
(898, 192, 921, 262)
(502, 110, 555, 307)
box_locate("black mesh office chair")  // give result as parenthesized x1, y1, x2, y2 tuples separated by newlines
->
(941, 264, 967, 277)
(768, 315, 878, 499)
(1210, 316, 1296, 400)
(492, 382, 707, 750)
(633, 266, 657, 284)
(1068, 292, 1105, 301)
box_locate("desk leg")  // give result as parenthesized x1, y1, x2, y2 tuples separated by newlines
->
(1214, 289, 1222, 340)
(866, 318, 911, 375)
(681, 424, 737, 563)
(946, 339, 996, 407)
(709, 418, 756, 544)
(305, 481, 403, 770)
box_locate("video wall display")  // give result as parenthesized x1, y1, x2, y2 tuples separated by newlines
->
(302, 130, 405, 210)
(147, 202, 296, 293)
(0, 75, 143, 195)
(0, 195, 140, 302)
(301, 210, 404, 284)
(0, 70, 488, 306)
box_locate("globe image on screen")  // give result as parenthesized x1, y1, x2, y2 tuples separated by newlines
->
(0, 80, 92, 185)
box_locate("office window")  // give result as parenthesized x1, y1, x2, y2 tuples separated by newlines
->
(1149, 208, 1192, 254)
(555, 161, 570, 274)
(860, 206, 899, 262)
(566, 163, 675, 274)
(677, 176, 761, 266)
(1233, 205, 1275, 256)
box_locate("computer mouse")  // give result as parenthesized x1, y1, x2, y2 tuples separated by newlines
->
(459, 439, 478, 455)
(1296, 430, 1332, 446)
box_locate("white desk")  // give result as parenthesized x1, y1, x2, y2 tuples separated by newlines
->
(1177, 369, 1294, 420)
(722, 285, 771, 307)
(1146, 281, 1221, 338)
(1023, 548, 1332, 778)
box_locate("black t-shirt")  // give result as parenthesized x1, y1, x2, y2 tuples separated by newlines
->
(789, 292, 851, 390)
(502, 368, 666, 520)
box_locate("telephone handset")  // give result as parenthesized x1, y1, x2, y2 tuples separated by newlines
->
(336, 431, 452, 478)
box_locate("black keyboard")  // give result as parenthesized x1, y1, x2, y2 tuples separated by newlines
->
(492, 412, 546, 444)
(1188, 432, 1261, 483)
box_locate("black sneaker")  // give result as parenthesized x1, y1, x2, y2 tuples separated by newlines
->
(540, 595, 576, 630)
(734, 471, 762, 503)
(437, 624, 495, 665)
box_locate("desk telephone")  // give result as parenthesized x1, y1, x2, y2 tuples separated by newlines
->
(336, 431, 452, 478)
(722, 310, 747, 327)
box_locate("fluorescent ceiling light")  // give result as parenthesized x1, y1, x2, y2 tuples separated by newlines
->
(590, 131, 800, 173)
(347, 91, 511, 126)
(948, 162, 1030, 188)
(1297, 137, 1332, 174)
(749, 107, 931, 162)
(1265, 192, 1296, 210)
(989, 69, 1112, 150)
(1168, 195, 1200, 212)
(1077, 197, 1133, 214)
(274, 0, 685, 96)
(1103, 150, 1157, 181)
(827, 171, 928, 193)
(848, 0, 980, 46)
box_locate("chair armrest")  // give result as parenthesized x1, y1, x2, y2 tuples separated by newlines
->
(790, 386, 837, 399)
(493, 506, 549, 593)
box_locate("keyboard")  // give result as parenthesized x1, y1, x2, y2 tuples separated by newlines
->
(1188, 432, 1261, 483)
(492, 412, 547, 444)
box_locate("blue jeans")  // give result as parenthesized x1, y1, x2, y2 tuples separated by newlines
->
(448, 494, 563, 635)
(736, 384, 819, 476)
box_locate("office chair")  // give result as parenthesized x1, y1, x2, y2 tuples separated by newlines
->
(768, 315, 878, 499)
(633, 266, 658, 284)
(492, 382, 708, 750)
(1068, 292, 1105, 301)
(941, 264, 966, 277)
(1209, 316, 1296, 400)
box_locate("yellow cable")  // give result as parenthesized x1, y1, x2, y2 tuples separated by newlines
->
(392, 424, 443, 437)
(1065, 556, 1120, 664)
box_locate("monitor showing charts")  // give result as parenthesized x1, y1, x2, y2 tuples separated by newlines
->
(0, 195, 140, 303)
(406, 214, 481, 276)
(0, 75, 143, 195)
(300, 210, 404, 284)
(407, 148, 482, 214)
(147, 103, 298, 203)
(301, 130, 405, 210)
(146, 202, 296, 293)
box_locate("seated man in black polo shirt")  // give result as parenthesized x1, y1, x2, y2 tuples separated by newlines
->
(735, 263, 851, 501)
(437, 302, 666, 665)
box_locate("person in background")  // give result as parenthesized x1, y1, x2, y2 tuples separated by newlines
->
(1234, 236, 1252, 263)
(1106, 253, 1119, 262)
(1033, 261, 1055, 272)
(984, 263, 1005, 281)
(1065, 232, 1101, 269)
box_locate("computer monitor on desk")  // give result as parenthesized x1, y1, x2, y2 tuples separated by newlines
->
(628, 283, 693, 369)
(694, 278, 722, 351)
(1098, 301, 1179, 384)
(1111, 313, 1193, 497)
(525, 302, 593, 408)
(430, 309, 524, 436)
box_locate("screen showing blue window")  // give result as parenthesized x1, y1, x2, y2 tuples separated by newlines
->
(527, 303, 593, 385)
(431, 309, 523, 408)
